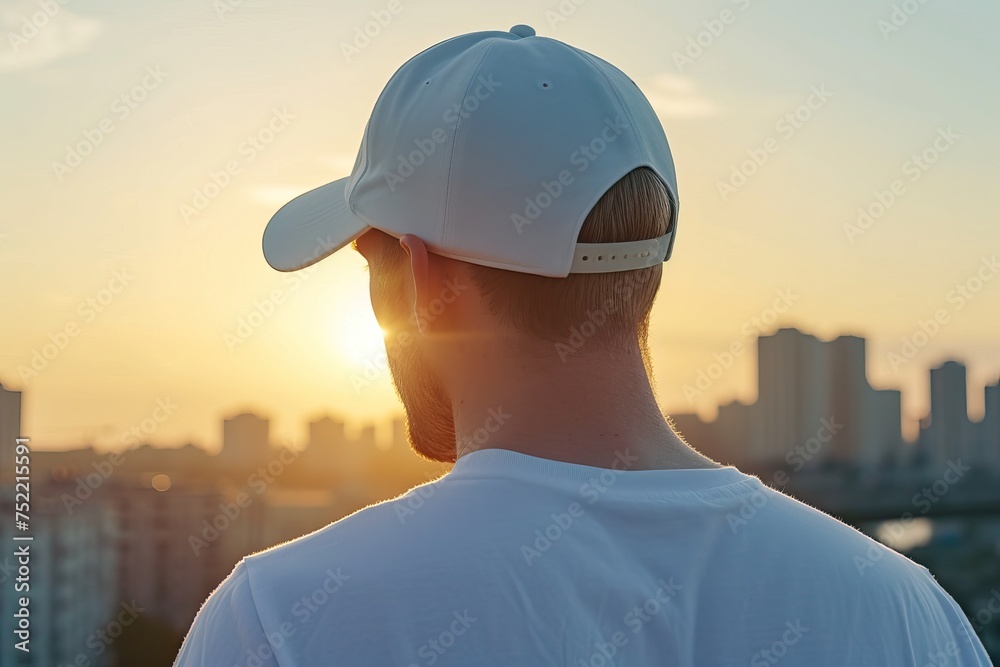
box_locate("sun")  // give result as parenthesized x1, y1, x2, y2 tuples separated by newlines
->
(326, 290, 388, 367)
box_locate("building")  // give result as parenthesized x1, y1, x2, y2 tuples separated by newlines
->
(309, 415, 346, 453)
(668, 412, 722, 463)
(0, 382, 22, 486)
(260, 488, 341, 548)
(756, 328, 832, 467)
(0, 490, 117, 667)
(220, 412, 270, 468)
(304, 415, 365, 478)
(357, 423, 377, 451)
(864, 389, 904, 468)
(981, 378, 1000, 469)
(105, 478, 231, 632)
(825, 335, 868, 465)
(37, 469, 233, 634)
(757, 329, 833, 468)
(713, 400, 759, 469)
(672, 329, 901, 473)
(925, 361, 973, 468)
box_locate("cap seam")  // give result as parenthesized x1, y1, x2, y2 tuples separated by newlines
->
(347, 122, 371, 211)
(552, 44, 646, 275)
(441, 39, 502, 251)
(567, 49, 680, 264)
(575, 51, 680, 251)
(351, 48, 424, 210)
(349, 32, 474, 226)
(575, 50, 645, 162)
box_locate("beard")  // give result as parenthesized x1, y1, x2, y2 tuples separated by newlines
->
(384, 325, 457, 463)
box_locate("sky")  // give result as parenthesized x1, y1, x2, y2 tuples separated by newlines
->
(1, 0, 998, 452)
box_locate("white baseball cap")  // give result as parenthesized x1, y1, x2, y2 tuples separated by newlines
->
(262, 24, 679, 278)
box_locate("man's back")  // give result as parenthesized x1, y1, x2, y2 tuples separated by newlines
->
(174, 449, 989, 666)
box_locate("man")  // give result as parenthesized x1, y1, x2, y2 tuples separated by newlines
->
(174, 25, 990, 666)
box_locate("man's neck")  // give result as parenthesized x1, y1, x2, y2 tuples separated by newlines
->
(447, 343, 722, 471)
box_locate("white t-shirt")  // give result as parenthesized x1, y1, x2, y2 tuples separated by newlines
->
(173, 448, 991, 666)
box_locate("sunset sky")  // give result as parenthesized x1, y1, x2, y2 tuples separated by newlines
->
(2, 0, 998, 452)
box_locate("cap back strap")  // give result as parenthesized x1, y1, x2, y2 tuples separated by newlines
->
(569, 231, 673, 274)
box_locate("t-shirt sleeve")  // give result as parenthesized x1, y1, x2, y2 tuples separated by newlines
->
(923, 571, 994, 666)
(173, 560, 279, 667)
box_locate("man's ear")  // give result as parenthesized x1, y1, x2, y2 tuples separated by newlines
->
(399, 234, 432, 335)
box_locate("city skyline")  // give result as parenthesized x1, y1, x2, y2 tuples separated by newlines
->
(673, 328, 999, 472)
(5, 326, 998, 458)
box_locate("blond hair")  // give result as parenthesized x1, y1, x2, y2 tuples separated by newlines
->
(366, 167, 672, 357)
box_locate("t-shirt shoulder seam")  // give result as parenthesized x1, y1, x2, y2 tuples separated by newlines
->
(655, 476, 764, 500)
(241, 557, 284, 667)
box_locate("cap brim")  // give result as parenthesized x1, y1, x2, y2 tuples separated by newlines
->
(262, 176, 371, 272)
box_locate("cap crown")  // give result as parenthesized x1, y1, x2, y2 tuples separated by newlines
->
(345, 29, 678, 277)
